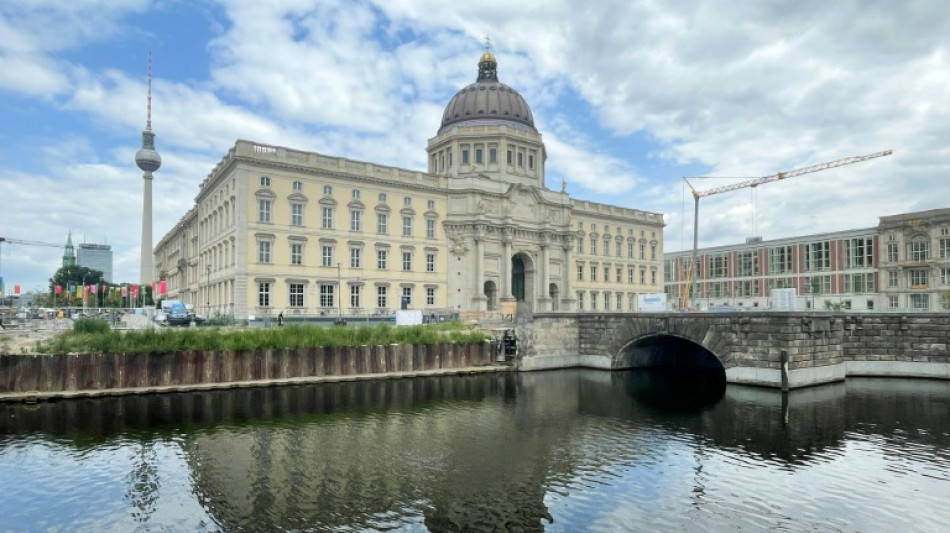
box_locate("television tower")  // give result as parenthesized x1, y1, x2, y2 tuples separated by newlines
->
(135, 52, 161, 285)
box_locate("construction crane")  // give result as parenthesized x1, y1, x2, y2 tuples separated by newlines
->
(681, 149, 892, 309)
(0, 237, 62, 294)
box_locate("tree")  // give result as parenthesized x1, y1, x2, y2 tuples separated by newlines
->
(48, 266, 104, 306)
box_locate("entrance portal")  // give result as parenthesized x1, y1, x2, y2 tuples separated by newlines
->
(512, 256, 525, 301)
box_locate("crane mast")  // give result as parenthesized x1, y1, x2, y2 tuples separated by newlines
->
(680, 149, 892, 310)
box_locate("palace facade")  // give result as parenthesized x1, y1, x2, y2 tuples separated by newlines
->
(154, 47, 665, 321)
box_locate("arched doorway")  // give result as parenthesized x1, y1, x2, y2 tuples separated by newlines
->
(511, 256, 526, 301)
(549, 283, 559, 310)
(510, 252, 536, 304)
(484, 280, 498, 311)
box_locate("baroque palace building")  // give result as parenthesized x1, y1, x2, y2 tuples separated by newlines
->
(154, 47, 665, 321)
(664, 207, 950, 312)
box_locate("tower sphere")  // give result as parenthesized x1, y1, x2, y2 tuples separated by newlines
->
(136, 133, 162, 172)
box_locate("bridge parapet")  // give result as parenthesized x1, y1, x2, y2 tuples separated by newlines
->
(516, 310, 950, 388)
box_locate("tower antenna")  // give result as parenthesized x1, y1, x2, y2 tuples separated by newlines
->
(146, 50, 153, 130)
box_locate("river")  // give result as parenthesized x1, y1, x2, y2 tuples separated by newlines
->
(1, 369, 949, 532)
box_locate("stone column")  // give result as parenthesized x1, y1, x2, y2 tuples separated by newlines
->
(502, 227, 514, 300)
(473, 225, 486, 310)
(562, 237, 576, 310)
(538, 233, 551, 311)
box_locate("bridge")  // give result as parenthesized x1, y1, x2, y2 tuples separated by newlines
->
(514, 310, 950, 389)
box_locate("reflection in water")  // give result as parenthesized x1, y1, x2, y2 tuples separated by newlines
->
(1, 372, 949, 531)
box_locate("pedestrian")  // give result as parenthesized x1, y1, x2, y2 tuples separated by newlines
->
(277, 312, 284, 327)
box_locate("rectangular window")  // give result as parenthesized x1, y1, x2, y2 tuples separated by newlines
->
(378, 192, 387, 203)
(402, 287, 412, 306)
(617, 292, 623, 311)
(404, 196, 412, 206)
(462, 149, 470, 165)
(427, 199, 435, 209)
(258, 282, 271, 307)
(590, 237, 597, 255)
(321, 245, 334, 267)
(910, 293, 930, 311)
(910, 269, 928, 288)
(320, 284, 335, 308)
(293, 180, 302, 191)
(887, 243, 899, 262)
(737, 250, 758, 277)
(377, 249, 388, 269)
(844, 237, 874, 268)
(616, 241, 622, 257)
(289, 283, 304, 307)
(940, 238, 950, 259)
(402, 251, 412, 271)
(377, 213, 388, 234)
(258, 241, 271, 263)
(403, 216, 412, 236)
(604, 292, 611, 310)
(507, 150, 512, 165)
(628, 268, 634, 284)
(350, 247, 361, 268)
(350, 285, 361, 309)
(323, 185, 332, 195)
(426, 219, 436, 239)
(639, 243, 646, 260)
(628, 242, 634, 258)
(258, 200, 271, 222)
(889, 295, 899, 309)
(651, 271, 657, 285)
(578, 292, 585, 310)
(578, 238, 583, 254)
(640, 269, 646, 284)
(710, 253, 728, 278)
(426, 287, 436, 305)
(806, 241, 830, 271)
(528, 154, 534, 169)
(577, 263, 584, 281)
(603, 266, 609, 281)
(475, 148, 483, 164)
(769, 246, 792, 274)
(352, 189, 360, 199)
(426, 253, 435, 272)
(888, 270, 898, 287)
(489, 148, 497, 164)
(517, 152, 523, 167)
(291, 203, 303, 226)
(651, 245, 657, 261)
(322, 207, 333, 229)
(910, 240, 930, 262)
(350, 210, 362, 231)
(260, 176, 271, 187)
(291, 243, 303, 265)
(591, 265, 597, 282)
(591, 293, 598, 310)
(377, 286, 387, 308)
(616, 267, 622, 283)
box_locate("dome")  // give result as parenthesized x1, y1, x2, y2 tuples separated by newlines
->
(136, 129, 162, 172)
(439, 48, 536, 134)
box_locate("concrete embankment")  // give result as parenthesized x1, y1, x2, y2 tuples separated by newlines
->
(0, 342, 506, 402)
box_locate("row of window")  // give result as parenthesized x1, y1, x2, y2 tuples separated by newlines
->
(575, 291, 642, 311)
(885, 267, 950, 288)
(576, 263, 658, 285)
(579, 238, 657, 260)
(258, 241, 438, 272)
(263, 176, 436, 208)
(885, 237, 950, 262)
(260, 202, 440, 238)
(578, 223, 656, 239)
(257, 282, 436, 308)
(431, 143, 538, 173)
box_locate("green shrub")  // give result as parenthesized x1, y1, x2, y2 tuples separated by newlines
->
(73, 318, 110, 334)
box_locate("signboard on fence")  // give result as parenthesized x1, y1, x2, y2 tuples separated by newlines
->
(770, 288, 798, 310)
(637, 293, 667, 312)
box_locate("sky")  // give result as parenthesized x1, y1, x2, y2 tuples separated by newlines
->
(1, 0, 948, 294)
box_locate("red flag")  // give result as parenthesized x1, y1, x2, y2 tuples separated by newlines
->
(151, 281, 157, 293)
(121, 286, 128, 297)
(131, 284, 139, 297)
(90, 284, 97, 294)
(14, 284, 20, 295)
(55, 285, 63, 294)
(160, 280, 167, 294)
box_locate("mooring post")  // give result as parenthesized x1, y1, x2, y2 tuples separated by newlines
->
(780, 349, 789, 392)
